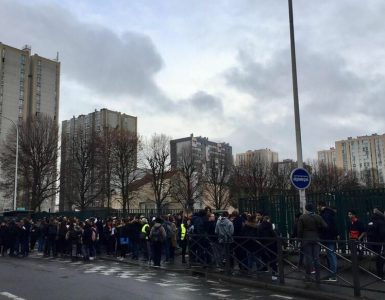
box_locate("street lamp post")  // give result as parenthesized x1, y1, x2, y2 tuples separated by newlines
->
(288, 0, 306, 211)
(0, 115, 18, 211)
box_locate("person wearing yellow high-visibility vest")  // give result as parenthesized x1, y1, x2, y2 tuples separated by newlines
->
(140, 218, 151, 262)
(179, 220, 187, 263)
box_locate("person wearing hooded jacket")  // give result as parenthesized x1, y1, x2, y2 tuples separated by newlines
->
(367, 208, 385, 279)
(215, 211, 234, 267)
(149, 217, 167, 267)
(298, 203, 327, 282)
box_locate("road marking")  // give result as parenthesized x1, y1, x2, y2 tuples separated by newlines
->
(209, 292, 230, 298)
(271, 295, 293, 300)
(0, 292, 26, 300)
(177, 287, 200, 292)
(156, 283, 173, 287)
(211, 288, 231, 292)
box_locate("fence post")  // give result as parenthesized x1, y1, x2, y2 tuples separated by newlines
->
(350, 240, 361, 297)
(225, 242, 231, 275)
(277, 237, 285, 284)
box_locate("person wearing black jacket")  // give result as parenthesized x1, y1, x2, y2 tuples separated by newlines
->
(82, 220, 93, 261)
(232, 211, 246, 270)
(0, 221, 9, 256)
(367, 208, 385, 279)
(20, 218, 31, 257)
(318, 201, 338, 282)
(258, 215, 278, 280)
(242, 215, 259, 271)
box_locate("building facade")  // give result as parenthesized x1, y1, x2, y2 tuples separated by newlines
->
(334, 134, 385, 185)
(318, 148, 336, 166)
(0, 42, 60, 211)
(170, 134, 233, 209)
(171, 134, 233, 170)
(60, 108, 137, 211)
(235, 149, 278, 167)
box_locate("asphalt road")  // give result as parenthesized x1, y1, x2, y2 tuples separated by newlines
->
(0, 255, 305, 300)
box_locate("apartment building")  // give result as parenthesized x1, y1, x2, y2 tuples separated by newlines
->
(0, 42, 60, 211)
(59, 108, 137, 211)
(318, 148, 337, 166)
(170, 134, 233, 208)
(170, 134, 233, 170)
(235, 149, 278, 167)
(334, 134, 385, 184)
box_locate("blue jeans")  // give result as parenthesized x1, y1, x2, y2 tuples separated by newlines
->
(324, 242, 337, 276)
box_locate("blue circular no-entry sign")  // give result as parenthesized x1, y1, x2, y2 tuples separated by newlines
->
(290, 167, 311, 190)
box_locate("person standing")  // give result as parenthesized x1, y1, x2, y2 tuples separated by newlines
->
(318, 201, 339, 282)
(367, 208, 385, 279)
(298, 203, 327, 282)
(215, 211, 234, 268)
(179, 218, 188, 264)
(149, 217, 166, 267)
(347, 210, 366, 258)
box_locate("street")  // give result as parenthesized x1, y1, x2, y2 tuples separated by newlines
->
(0, 255, 305, 300)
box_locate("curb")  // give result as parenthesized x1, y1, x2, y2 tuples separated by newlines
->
(99, 256, 371, 300)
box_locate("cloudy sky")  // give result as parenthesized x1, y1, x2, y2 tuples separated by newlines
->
(1, 0, 385, 161)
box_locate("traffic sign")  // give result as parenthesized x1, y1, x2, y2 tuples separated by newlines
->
(290, 167, 311, 190)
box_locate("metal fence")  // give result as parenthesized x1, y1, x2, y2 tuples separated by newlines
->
(188, 234, 385, 298)
(238, 188, 385, 238)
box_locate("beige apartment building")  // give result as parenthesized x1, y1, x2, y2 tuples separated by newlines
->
(235, 149, 278, 166)
(0, 42, 60, 211)
(60, 108, 137, 211)
(318, 148, 336, 166)
(332, 134, 385, 184)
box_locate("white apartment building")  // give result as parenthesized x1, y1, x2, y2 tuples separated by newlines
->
(334, 134, 385, 184)
(0, 42, 60, 211)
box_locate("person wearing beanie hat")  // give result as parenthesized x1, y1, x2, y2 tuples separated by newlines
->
(305, 203, 315, 213)
(297, 204, 327, 282)
(367, 207, 385, 279)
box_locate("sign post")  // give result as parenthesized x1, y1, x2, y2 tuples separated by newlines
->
(290, 168, 311, 191)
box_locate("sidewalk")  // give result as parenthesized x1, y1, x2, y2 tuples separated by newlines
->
(99, 253, 383, 300)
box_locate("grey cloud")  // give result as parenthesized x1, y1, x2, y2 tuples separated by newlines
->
(223, 43, 385, 159)
(225, 49, 291, 101)
(177, 91, 224, 116)
(0, 0, 165, 101)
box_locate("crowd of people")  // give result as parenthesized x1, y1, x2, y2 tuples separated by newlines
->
(0, 203, 384, 283)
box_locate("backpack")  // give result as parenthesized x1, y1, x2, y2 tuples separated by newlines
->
(162, 222, 172, 239)
(150, 226, 164, 242)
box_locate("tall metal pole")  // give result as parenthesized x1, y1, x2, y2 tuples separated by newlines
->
(288, 0, 306, 211)
(0, 115, 18, 211)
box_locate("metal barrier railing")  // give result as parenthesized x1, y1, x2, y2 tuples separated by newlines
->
(187, 234, 385, 297)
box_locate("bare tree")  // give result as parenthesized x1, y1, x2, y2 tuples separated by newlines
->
(64, 126, 101, 211)
(170, 147, 203, 212)
(95, 128, 114, 211)
(238, 157, 274, 201)
(309, 160, 360, 193)
(143, 133, 172, 213)
(110, 128, 139, 213)
(204, 151, 233, 210)
(0, 115, 59, 211)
